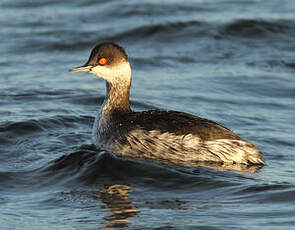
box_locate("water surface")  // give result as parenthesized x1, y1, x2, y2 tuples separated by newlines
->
(1, 0, 295, 229)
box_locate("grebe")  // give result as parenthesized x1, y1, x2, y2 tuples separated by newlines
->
(69, 42, 265, 165)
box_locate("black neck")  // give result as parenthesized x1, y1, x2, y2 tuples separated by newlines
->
(103, 81, 131, 114)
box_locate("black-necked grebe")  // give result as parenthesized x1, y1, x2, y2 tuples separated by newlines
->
(69, 42, 265, 165)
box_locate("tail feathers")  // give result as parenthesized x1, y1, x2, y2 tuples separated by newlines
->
(246, 150, 265, 165)
(205, 139, 265, 165)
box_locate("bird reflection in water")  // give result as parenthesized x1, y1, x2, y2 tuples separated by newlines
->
(97, 184, 137, 228)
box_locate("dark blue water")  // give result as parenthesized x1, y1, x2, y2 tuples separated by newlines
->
(1, 0, 295, 229)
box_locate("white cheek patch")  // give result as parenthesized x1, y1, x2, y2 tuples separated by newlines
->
(90, 62, 131, 83)
(91, 65, 114, 81)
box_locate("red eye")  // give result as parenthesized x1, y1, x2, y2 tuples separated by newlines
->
(98, 57, 107, 65)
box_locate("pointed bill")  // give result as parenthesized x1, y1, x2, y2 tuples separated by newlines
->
(69, 65, 92, 73)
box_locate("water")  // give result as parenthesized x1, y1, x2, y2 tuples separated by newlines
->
(1, 0, 295, 229)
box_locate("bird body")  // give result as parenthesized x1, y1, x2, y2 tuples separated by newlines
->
(70, 42, 265, 165)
